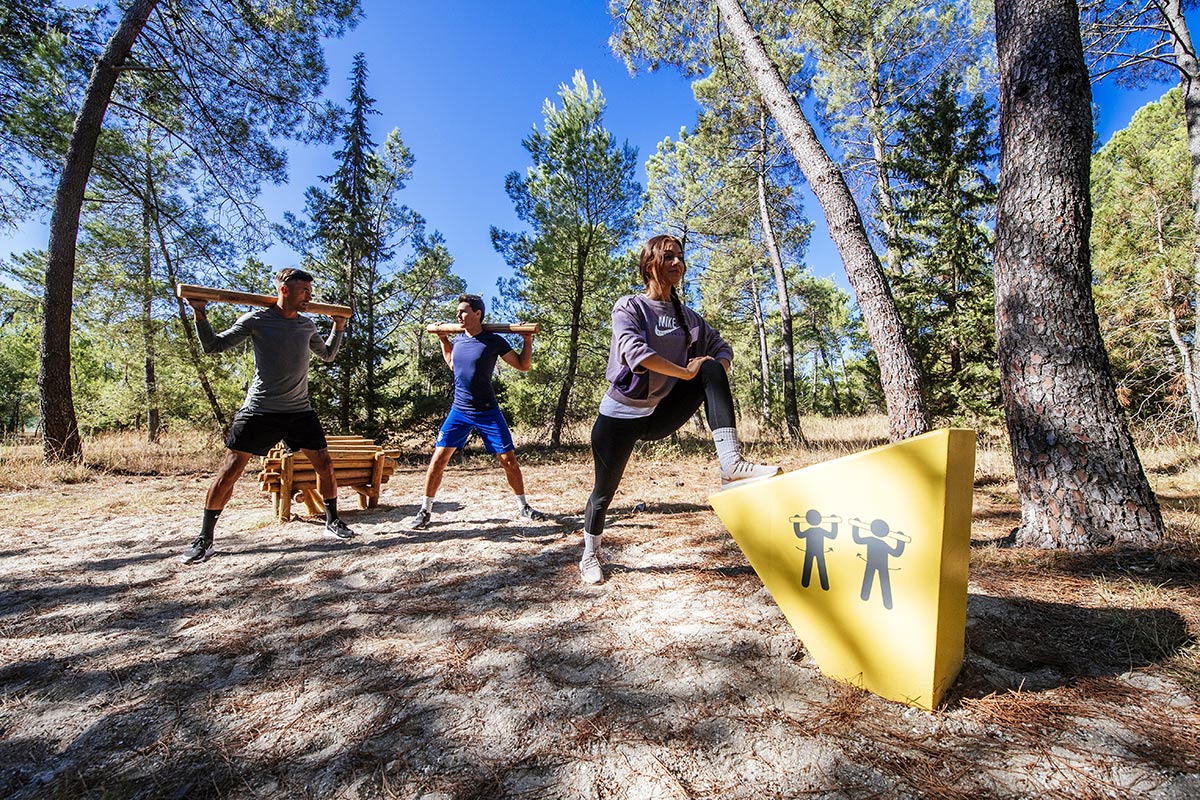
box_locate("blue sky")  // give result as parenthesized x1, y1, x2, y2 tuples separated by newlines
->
(4, 0, 1191, 304)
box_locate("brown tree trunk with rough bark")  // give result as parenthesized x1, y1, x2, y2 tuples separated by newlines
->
(994, 0, 1163, 548)
(714, 0, 929, 440)
(40, 0, 159, 461)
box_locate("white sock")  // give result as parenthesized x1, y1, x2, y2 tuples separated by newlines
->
(515, 494, 528, 511)
(583, 532, 601, 558)
(712, 426, 741, 472)
(421, 496, 434, 513)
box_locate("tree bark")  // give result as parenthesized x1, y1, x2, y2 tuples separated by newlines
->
(552, 240, 589, 447)
(141, 175, 160, 444)
(994, 0, 1163, 548)
(748, 270, 771, 422)
(141, 129, 160, 443)
(39, 0, 159, 461)
(146, 173, 227, 430)
(757, 111, 803, 443)
(715, 0, 929, 440)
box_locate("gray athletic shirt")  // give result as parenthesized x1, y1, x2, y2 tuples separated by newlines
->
(196, 307, 343, 413)
(604, 294, 733, 410)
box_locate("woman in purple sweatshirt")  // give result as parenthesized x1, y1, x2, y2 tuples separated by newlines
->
(578, 235, 780, 584)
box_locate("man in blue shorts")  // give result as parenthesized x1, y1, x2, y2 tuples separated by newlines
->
(180, 268, 355, 565)
(410, 293, 546, 529)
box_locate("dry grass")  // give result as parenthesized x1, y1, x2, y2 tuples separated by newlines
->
(0, 429, 228, 492)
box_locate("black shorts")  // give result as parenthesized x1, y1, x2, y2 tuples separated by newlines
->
(225, 408, 328, 456)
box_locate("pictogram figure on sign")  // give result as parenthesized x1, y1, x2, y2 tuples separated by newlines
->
(791, 509, 841, 590)
(851, 517, 911, 610)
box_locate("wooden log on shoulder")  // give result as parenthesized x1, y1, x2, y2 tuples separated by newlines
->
(426, 322, 540, 335)
(176, 283, 352, 319)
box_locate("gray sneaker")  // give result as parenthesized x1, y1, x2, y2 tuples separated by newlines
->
(325, 518, 356, 540)
(579, 553, 604, 584)
(720, 460, 782, 490)
(518, 504, 547, 522)
(409, 508, 431, 530)
(181, 536, 214, 565)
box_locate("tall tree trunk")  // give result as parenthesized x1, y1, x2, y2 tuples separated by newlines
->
(39, 0, 159, 461)
(365, 264, 377, 432)
(748, 270, 771, 422)
(146, 174, 226, 430)
(1159, 0, 1200, 442)
(865, 39, 899, 277)
(715, 0, 929, 440)
(757, 110, 803, 443)
(819, 344, 842, 415)
(141, 161, 160, 444)
(994, 0, 1163, 548)
(552, 244, 588, 447)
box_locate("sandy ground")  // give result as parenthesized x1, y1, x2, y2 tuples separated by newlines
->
(1, 448, 1199, 799)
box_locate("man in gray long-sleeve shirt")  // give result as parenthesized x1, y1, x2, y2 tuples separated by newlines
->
(180, 268, 355, 565)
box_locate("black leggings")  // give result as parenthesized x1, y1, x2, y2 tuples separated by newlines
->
(584, 360, 736, 537)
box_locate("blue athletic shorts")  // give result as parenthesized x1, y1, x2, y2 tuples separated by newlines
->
(435, 406, 515, 454)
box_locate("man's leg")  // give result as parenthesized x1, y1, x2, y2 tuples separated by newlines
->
(182, 449, 253, 564)
(303, 447, 356, 540)
(410, 446, 456, 529)
(496, 450, 546, 520)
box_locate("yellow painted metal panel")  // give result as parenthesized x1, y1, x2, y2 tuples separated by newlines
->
(709, 428, 976, 709)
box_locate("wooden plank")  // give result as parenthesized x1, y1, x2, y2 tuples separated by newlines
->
(426, 322, 539, 335)
(367, 451, 386, 509)
(299, 488, 324, 516)
(279, 452, 294, 521)
(176, 283, 352, 318)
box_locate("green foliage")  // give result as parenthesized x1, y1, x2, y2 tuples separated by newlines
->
(796, 0, 988, 239)
(0, 1, 97, 227)
(885, 74, 998, 420)
(492, 71, 641, 443)
(279, 55, 460, 438)
(1091, 87, 1196, 433)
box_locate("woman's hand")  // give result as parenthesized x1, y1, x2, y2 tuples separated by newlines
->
(684, 355, 712, 378)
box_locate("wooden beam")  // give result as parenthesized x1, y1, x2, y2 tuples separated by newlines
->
(176, 283, 352, 318)
(425, 322, 540, 335)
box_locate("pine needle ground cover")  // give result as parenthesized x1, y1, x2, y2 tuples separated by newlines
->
(1, 422, 1197, 799)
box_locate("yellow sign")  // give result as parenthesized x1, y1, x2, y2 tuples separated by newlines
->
(709, 428, 975, 710)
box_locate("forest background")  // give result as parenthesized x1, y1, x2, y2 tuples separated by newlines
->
(1, 0, 1198, 516)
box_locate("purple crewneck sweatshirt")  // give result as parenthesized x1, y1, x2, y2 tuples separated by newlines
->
(604, 294, 733, 410)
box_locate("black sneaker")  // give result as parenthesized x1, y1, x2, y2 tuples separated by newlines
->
(325, 518, 356, 541)
(518, 504, 547, 522)
(409, 508, 431, 530)
(181, 536, 214, 565)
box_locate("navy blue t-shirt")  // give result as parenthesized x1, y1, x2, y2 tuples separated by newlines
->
(452, 331, 513, 410)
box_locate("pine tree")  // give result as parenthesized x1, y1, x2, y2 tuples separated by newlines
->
(886, 74, 999, 420)
(492, 71, 641, 446)
(280, 55, 430, 436)
(1091, 87, 1199, 440)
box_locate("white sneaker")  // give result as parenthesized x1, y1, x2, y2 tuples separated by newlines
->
(720, 460, 782, 490)
(579, 553, 604, 584)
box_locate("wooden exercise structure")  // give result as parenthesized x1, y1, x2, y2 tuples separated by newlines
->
(257, 435, 399, 522)
(176, 283, 353, 319)
(425, 322, 540, 335)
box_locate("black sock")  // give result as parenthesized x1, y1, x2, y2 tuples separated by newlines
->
(324, 498, 338, 525)
(201, 509, 221, 541)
